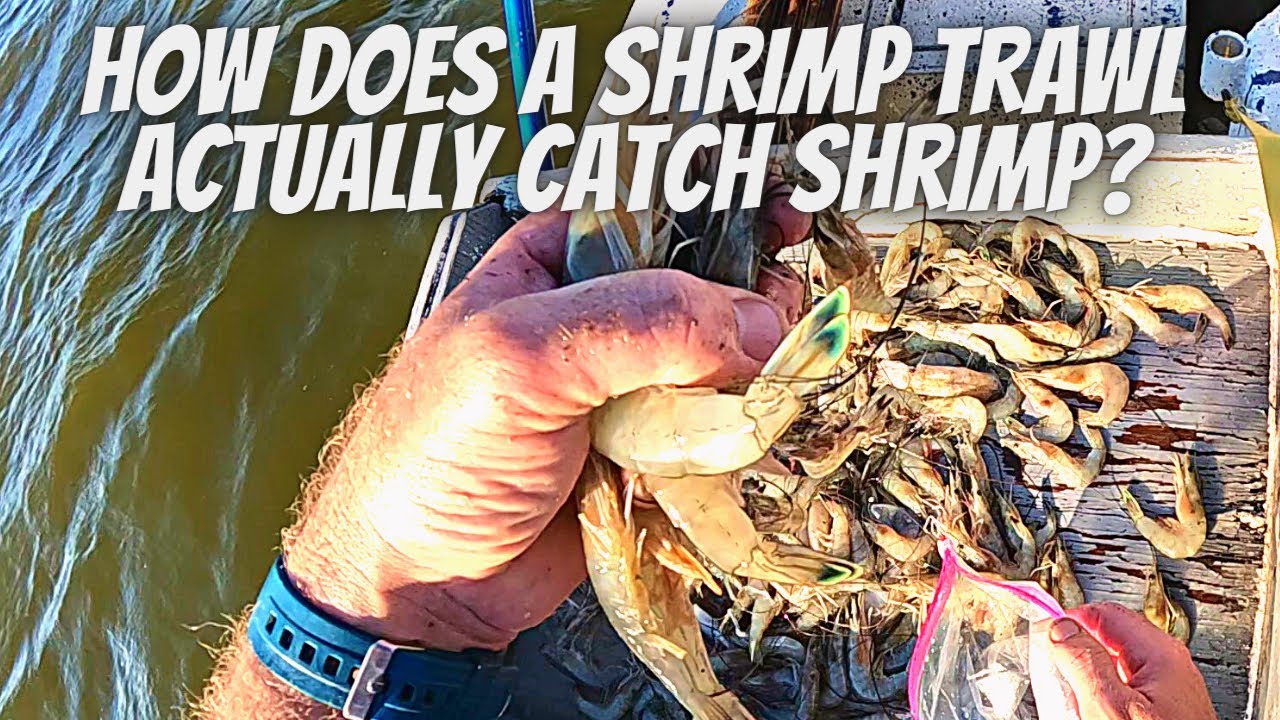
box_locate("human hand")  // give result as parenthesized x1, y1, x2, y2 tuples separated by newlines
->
(1032, 602, 1216, 720)
(282, 195, 811, 652)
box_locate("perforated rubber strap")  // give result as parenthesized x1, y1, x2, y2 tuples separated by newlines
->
(247, 556, 513, 719)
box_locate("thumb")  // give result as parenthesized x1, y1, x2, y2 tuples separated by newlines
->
(479, 268, 788, 412)
(1047, 618, 1153, 720)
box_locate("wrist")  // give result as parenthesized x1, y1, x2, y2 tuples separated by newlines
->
(282, 473, 517, 652)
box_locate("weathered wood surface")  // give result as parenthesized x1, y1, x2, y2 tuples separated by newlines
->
(1038, 237, 1268, 720)
(844, 231, 1271, 719)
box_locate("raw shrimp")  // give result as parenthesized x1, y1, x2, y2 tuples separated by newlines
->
(880, 221, 947, 296)
(985, 376, 1024, 423)
(814, 207, 892, 313)
(999, 420, 1107, 489)
(879, 468, 936, 518)
(1034, 507, 1059, 550)
(1132, 284, 1234, 349)
(934, 283, 1006, 316)
(641, 509, 724, 595)
(806, 496, 854, 560)
(1144, 555, 1192, 644)
(745, 585, 783, 660)
(866, 511, 936, 565)
(1095, 288, 1201, 346)
(961, 323, 1069, 365)
(876, 359, 1000, 400)
(1012, 374, 1074, 443)
(1017, 218, 1102, 290)
(940, 255, 1048, 317)
(899, 318, 1001, 364)
(994, 493, 1037, 579)
(564, 53, 691, 283)
(1042, 261, 1089, 322)
(1066, 299, 1136, 362)
(1018, 318, 1086, 348)
(907, 272, 955, 302)
(1075, 298, 1105, 346)
(1039, 537, 1086, 609)
(577, 455, 755, 720)
(899, 439, 947, 499)
(644, 472, 860, 585)
(793, 392, 892, 479)
(1020, 362, 1130, 427)
(958, 441, 1007, 562)
(591, 286, 852, 476)
(1119, 453, 1207, 559)
(919, 395, 989, 442)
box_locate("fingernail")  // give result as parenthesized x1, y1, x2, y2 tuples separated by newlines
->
(1050, 618, 1082, 643)
(734, 298, 784, 362)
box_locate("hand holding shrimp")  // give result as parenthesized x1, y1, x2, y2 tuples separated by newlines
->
(276, 205, 810, 653)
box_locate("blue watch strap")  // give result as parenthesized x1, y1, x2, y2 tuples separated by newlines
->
(247, 556, 513, 719)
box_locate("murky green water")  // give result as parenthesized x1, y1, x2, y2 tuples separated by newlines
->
(0, 1, 623, 716)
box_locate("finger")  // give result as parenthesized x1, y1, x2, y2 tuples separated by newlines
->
(1068, 602, 1188, 682)
(477, 268, 787, 415)
(436, 210, 570, 322)
(756, 261, 805, 325)
(1030, 619, 1083, 720)
(762, 181, 812, 255)
(1046, 618, 1153, 720)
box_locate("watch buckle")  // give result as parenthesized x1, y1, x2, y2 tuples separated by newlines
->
(342, 639, 418, 719)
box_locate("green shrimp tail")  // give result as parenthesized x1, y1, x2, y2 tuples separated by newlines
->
(749, 541, 861, 586)
(760, 285, 852, 396)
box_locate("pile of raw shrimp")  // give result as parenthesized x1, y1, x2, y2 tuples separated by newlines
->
(742, 215, 1228, 712)
(545, 215, 1231, 720)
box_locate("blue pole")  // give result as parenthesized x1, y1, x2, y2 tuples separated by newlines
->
(502, 0, 552, 169)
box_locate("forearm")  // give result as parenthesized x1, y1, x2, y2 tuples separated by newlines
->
(193, 341, 518, 719)
(196, 627, 334, 720)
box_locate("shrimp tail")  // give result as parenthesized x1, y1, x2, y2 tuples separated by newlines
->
(752, 540, 861, 585)
(760, 285, 852, 390)
(1118, 487, 1144, 520)
(565, 208, 639, 283)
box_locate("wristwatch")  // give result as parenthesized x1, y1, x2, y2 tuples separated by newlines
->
(247, 556, 514, 719)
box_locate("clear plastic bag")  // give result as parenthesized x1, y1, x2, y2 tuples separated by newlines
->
(908, 539, 1065, 720)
